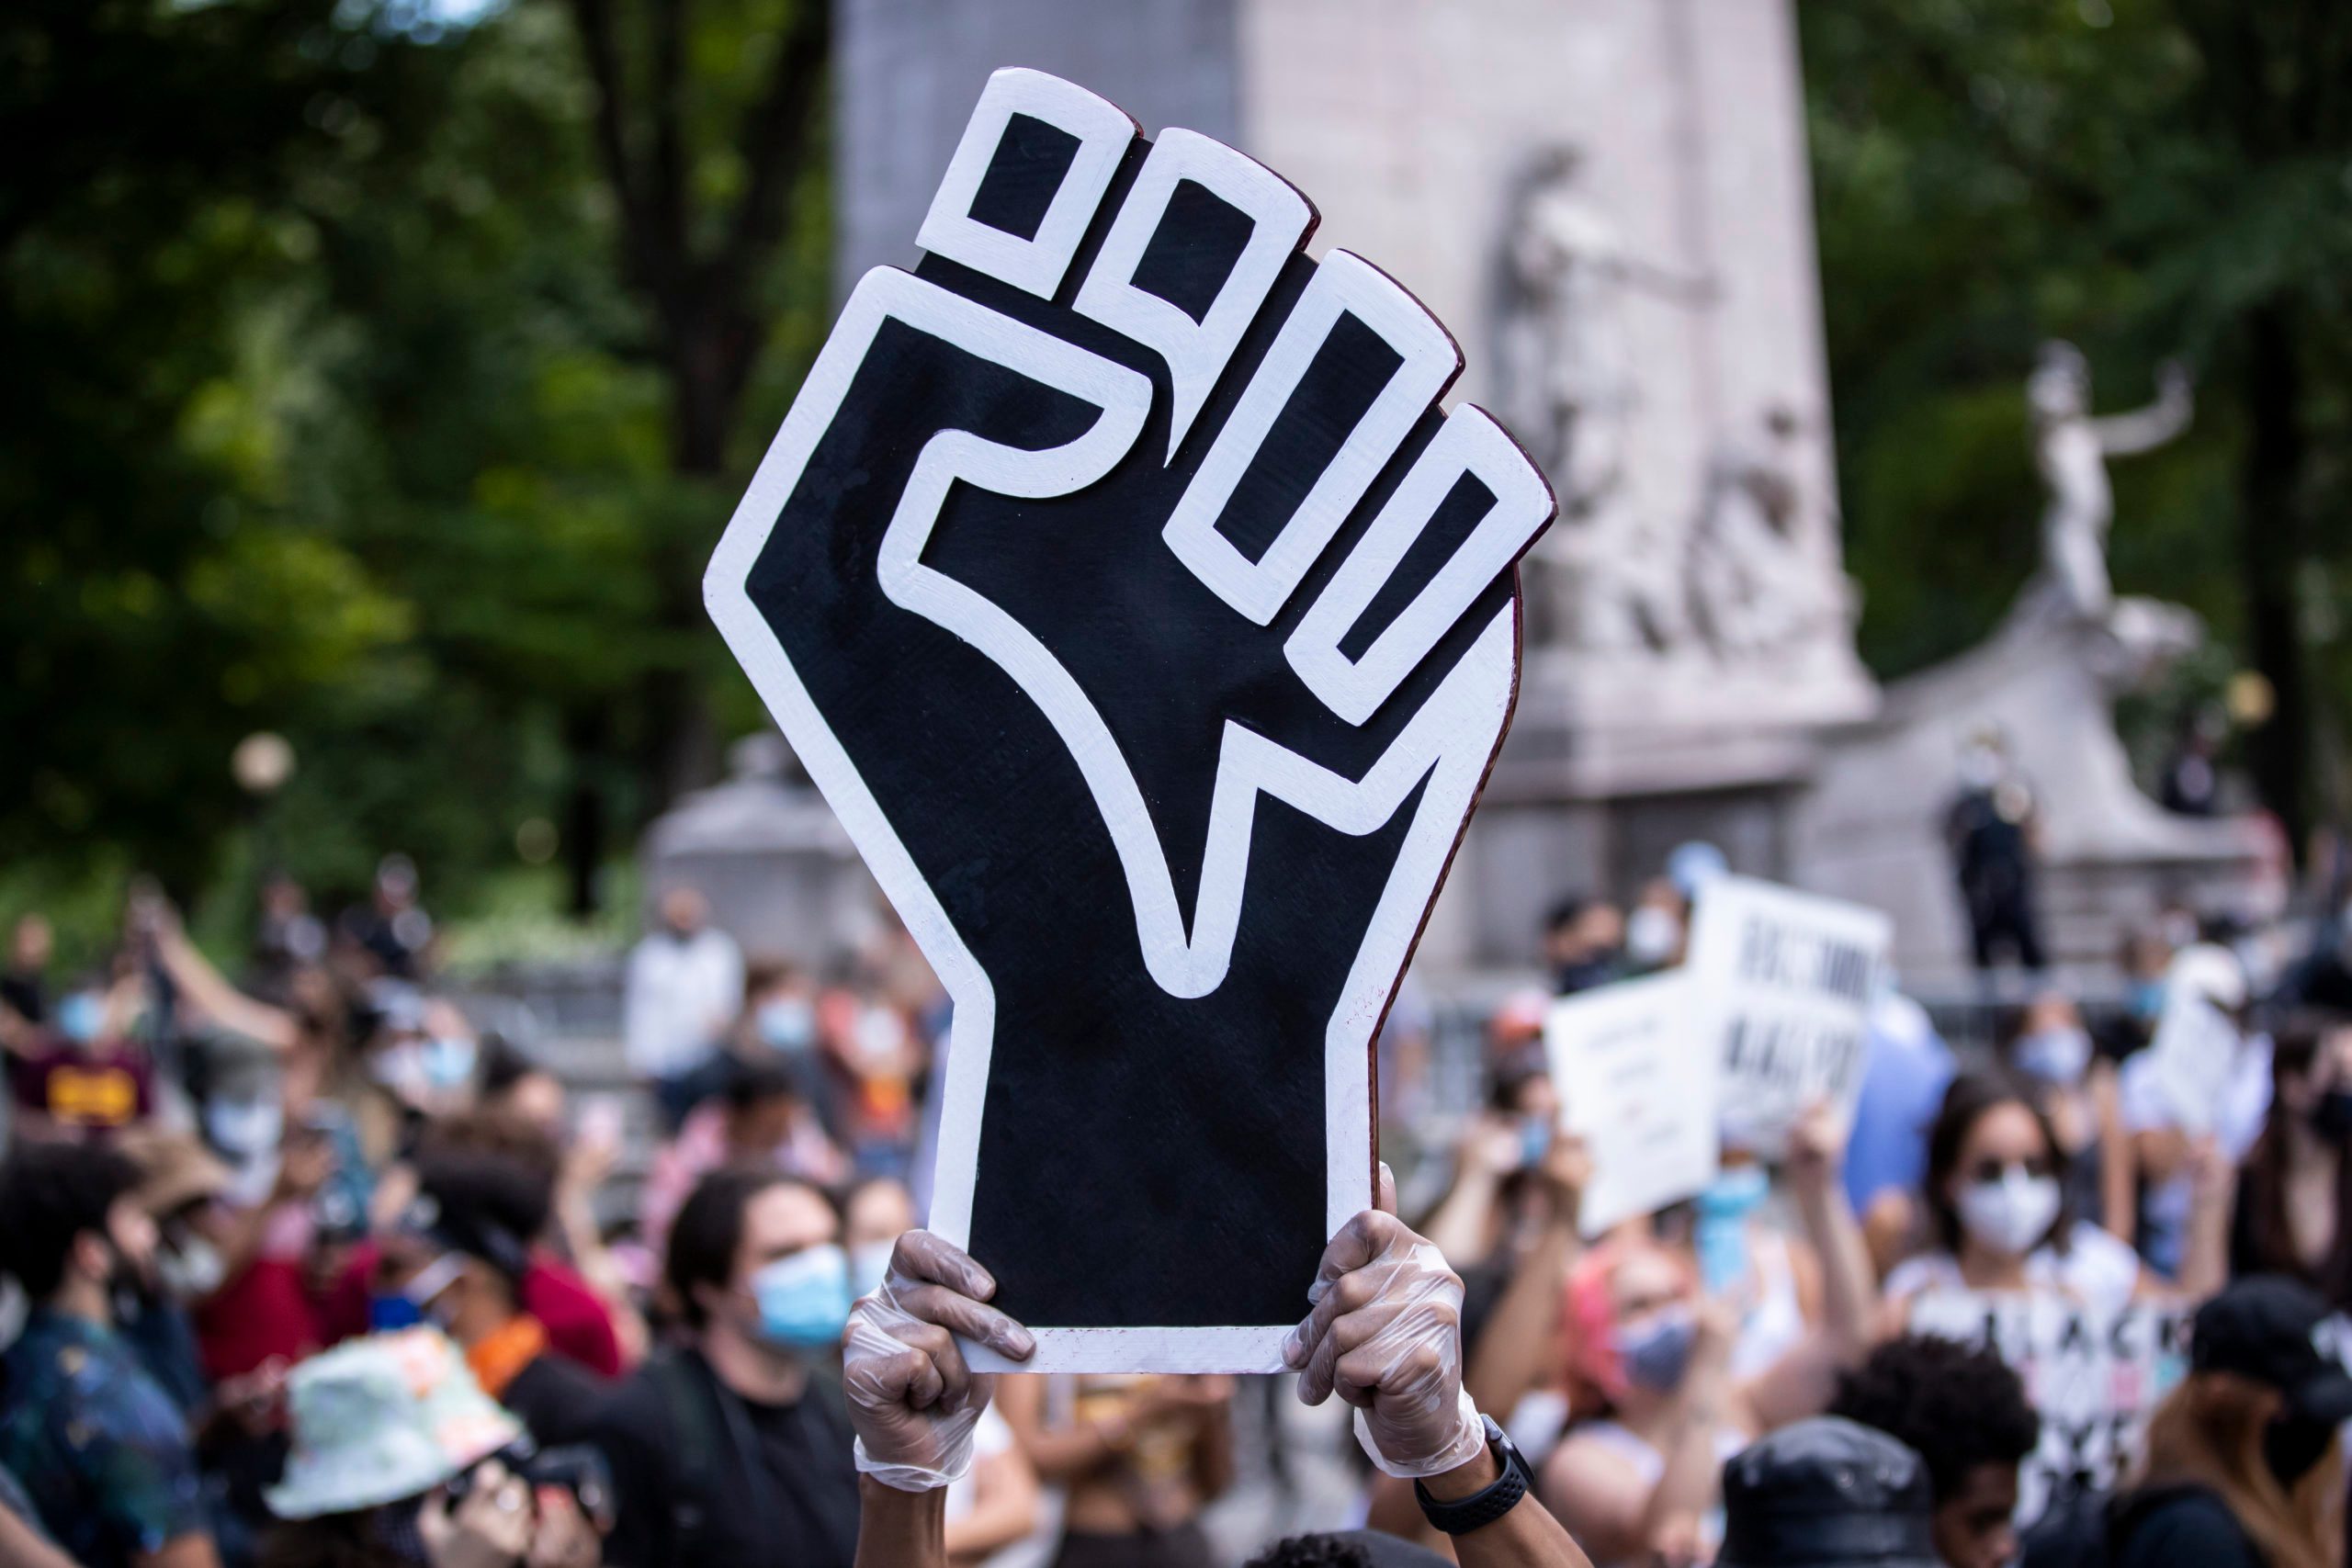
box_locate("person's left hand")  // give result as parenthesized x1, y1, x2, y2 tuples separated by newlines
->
(1282, 1176, 1486, 1480)
(843, 1230, 1035, 1492)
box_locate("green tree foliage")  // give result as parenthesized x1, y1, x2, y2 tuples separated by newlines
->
(4, 0, 827, 930)
(1803, 0, 2352, 841)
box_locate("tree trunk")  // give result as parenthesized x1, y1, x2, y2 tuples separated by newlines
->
(562, 706, 609, 917)
(2239, 301, 2310, 852)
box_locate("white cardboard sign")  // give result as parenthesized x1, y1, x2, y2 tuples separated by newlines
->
(1685, 876, 1889, 1157)
(1544, 973, 1718, 1237)
(1907, 1290, 2190, 1524)
(2142, 991, 2239, 1135)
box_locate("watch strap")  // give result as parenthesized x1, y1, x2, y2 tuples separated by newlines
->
(1413, 1415, 1532, 1536)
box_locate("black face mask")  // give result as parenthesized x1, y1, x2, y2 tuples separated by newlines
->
(2265, 1410, 2336, 1487)
(2311, 1089, 2352, 1147)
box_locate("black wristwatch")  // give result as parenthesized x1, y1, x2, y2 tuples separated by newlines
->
(1414, 1416, 1532, 1536)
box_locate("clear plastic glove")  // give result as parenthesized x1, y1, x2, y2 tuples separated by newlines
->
(843, 1229, 1035, 1493)
(1281, 1193, 1485, 1480)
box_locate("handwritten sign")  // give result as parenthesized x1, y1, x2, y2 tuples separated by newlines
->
(1686, 876, 1888, 1157)
(1906, 1290, 2188, 1523)
(2142, 992, 2239, 1136)
(1544, 974, 1717, 1237)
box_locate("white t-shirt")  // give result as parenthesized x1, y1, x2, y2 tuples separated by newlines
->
(1883, 1220, 2142, 1316)
(944, 1405, 1016, 1526)
(622, 927, 744, 1078)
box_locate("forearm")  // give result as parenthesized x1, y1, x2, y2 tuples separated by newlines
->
(1466, 1215, 1577, 1416)
(1638, 1367, 1730, 1540)
(1794, 1178, 1875, 1364)
(855, 1477, 945, 1568)
(159, 932, 294, 1051)
(2177, 1167, 2235, 1300)
(1016, 1419, 1125, 1483)
(1426, 1447, 1594, 1568)
(1422, 1169, 1506, 1265)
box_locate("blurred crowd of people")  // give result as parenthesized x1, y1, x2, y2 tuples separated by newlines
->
(6, 834, 2352, 1568)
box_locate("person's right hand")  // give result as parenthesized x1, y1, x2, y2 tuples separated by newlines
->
(420, 1461, 532, 1568)
(524, 1487, 600, 1568)
(1459, 1112, 1524, 1179)
(843, 1230, 1035, 1492)
(1535, 1131, 1591, 1225)
(1282, 1206, 1487, 1480)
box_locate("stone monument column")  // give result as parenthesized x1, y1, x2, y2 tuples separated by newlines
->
(833, 0, 1879, 972)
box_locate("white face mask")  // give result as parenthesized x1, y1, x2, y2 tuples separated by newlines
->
(2014, 1027, 2093, 1088)
(1957, 1168, 2061, 1257)
(156, 1236, 227, 1302)
(1625, 906, 1681, 968)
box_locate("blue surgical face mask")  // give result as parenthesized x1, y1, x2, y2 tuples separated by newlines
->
(849, 1239, 897, 1301)
(751, 1244, 852, 1351)
(758, 999, 815, 1053)
(1696, 1163, 1770, 1222)
(423, 1036, 477, 1089)
(57, 990, 103, 1045)
(2128, 979, 2165, 1023)
(1694, 1164, 1769, 1294)
(1519, 1114, 1553, 1169)
(2015, 1027, 2093, 1088)
(1618, 1305, 1698, 1393)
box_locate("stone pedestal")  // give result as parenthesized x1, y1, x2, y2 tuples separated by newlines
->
(837, 0, 1875, 975)
(1789, 592, 2285, 981)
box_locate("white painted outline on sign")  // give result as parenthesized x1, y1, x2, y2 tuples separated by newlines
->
(916, 67, 1137, 300)
(1160, 251, 1463, 626)
(1073, 127, 1316, 459)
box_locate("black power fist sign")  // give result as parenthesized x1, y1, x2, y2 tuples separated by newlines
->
(707, 68, 1553, 1370)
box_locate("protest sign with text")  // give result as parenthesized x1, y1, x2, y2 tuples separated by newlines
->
(1544, 974, 1716, 1237)
(1686, 876, 1889, 1158)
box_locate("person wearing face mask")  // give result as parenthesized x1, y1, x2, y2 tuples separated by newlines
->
(2002, 991, 2133, 1240)
(585, 1169, 861, 1568)
(1883, 1073, 2220, 1325)
(2231, 1015, 2352, 1300)
(638, 1055, 848, 1263)
(259, 1328, 600, 1568)
(373, 1153, 611, 1450)
(1540, 1104, 1878, 1567)
(1544, 896, 1626, 997)
(0, 1142, 219, 1568)
(2107, 1276, 2352, 1568)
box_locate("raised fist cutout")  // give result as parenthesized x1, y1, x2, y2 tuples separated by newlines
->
(707, 68, 1554, 1370)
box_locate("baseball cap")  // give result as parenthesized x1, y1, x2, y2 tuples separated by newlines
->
(1718, 1418, 1940, 1568)
(2192, 1276, 2352, 1427)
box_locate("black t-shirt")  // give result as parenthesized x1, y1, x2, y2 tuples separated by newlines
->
(503, 1350, 610, 1451)
(585, 1349, 860, 1568)
(2112, 1484, 2265, 1568)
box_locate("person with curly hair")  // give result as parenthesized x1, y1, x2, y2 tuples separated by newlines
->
(1828, 1334, 2041, 1568)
